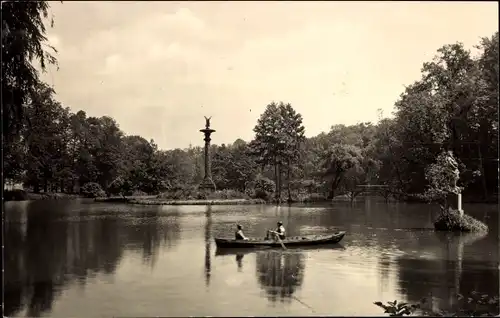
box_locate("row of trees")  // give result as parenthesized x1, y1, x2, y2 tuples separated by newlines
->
(2, 2, 497, 201)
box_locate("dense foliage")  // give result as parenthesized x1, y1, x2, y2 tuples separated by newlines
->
(2, 1, 59, 184)
(2, 2, 497, 201)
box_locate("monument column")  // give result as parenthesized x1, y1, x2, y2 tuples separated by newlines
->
(199, 116, 216, 191)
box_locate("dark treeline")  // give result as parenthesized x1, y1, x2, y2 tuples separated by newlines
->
(3, 3, 498, 202)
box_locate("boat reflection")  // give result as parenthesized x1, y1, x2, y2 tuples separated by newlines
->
(215, 245, 344, 302)
(215, 244, 345, 257)
(255, 250, 306, 302)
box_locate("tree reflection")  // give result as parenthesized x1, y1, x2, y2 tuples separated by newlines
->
(395, 232, 497, 313)
(124, 208, 181, 267)
(4, 201, 181, 316)
(255, 250, 306, 302)
(378, 253, 391, 292)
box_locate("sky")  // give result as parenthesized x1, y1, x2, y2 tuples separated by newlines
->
(41, 1, 498, 150)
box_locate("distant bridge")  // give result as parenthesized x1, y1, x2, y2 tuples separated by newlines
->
(352, 184, 393, 202)
(355, 185, 390, 191)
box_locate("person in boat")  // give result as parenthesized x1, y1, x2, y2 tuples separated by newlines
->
(266, 221, 286, 240)
(235, 224, 249, 240)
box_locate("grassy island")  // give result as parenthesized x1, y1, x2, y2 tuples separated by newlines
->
(434, 207, 488, 233)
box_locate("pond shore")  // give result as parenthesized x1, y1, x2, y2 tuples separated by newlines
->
(3, 190, 497, 204)
(94, 197, 266, 205)
(3, 190, 84, 201)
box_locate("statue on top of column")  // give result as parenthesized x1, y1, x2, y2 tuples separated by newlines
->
(442, 150, 461, 193)
(204, 116, 212, 129)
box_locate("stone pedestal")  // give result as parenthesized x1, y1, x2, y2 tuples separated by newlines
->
(446, 192, 463, 217)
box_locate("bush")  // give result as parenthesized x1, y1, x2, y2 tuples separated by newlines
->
(157, 185, 200, 200)
(81, 182, 106, 198)
(298, 193, 328, 203)
(434, 207, 488, 233)
(3, 189, 29, 201)
(254, 188, 271, 201)
(245, 175, 275, 201)
(157, 187, 251, 201)
(107, 177, 129, 197)
(129, 190, 148, 197)
(375, 291, 499, 316)
(206, 189, 250, 200)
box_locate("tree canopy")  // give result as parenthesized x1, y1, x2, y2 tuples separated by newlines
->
(2, 2, 497, 203)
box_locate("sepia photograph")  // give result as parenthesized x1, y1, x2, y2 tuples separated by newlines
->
(2, 1, 499, 317)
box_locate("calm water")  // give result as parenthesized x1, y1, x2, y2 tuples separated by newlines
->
(4, 198, 499, 317)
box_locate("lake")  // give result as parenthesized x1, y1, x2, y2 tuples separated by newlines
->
(4, 198, 499, 317)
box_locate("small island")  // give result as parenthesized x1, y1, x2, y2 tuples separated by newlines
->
(428, 151, 488, 233)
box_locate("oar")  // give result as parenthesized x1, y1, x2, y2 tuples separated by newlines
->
(270, 231, 286, 250)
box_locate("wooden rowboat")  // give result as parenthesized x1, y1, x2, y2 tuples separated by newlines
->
(214, 231, 346, 249)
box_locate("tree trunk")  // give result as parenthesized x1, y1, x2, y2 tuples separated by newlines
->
(274, 161, 280, 201)
(277, 163, 282, 203)
(328, 173, 343, 199)
(328, 181, 335, 200)
(287, 162, 292, 202)
(477, 142, 488, 200)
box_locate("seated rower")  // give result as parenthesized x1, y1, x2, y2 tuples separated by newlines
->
(235, 224, 249, 240)
(266, 221, 286, 240)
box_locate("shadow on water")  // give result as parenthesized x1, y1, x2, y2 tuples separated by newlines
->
(255, 250, 306, 303)
(3, 200, 181, 317)
(396, 231, 499, 313)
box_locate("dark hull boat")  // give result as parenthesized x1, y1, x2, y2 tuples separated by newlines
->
(214, 231, 346, 249)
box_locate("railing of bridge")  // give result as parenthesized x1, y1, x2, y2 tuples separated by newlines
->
(355, 185, 390, 190)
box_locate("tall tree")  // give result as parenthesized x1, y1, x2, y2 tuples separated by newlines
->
(279, 103, 306, 201)
(2, 1, 59, 187)
(250, 102, 305, 201)
(23, 83, 68, 192)
(321, 144, 363, 199)
(250, 102, 283, 199)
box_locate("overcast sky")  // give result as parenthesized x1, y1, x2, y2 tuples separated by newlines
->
(41, 1, 498, 150)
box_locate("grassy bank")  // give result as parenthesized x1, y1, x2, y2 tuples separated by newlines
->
(3, 190, 84, 201)
(132, 198, 265, 205)
(94, 197, 265, 205)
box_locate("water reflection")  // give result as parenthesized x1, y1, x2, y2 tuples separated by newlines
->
(396, 232, 497, 313)
(4, 200, 498, 317)
(4, 201, 181, 316)
(378, 253, 391, 293)
(255, 250, 306, 302)
(204, 206, 212, 287)
(236, 254, 244, 271)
